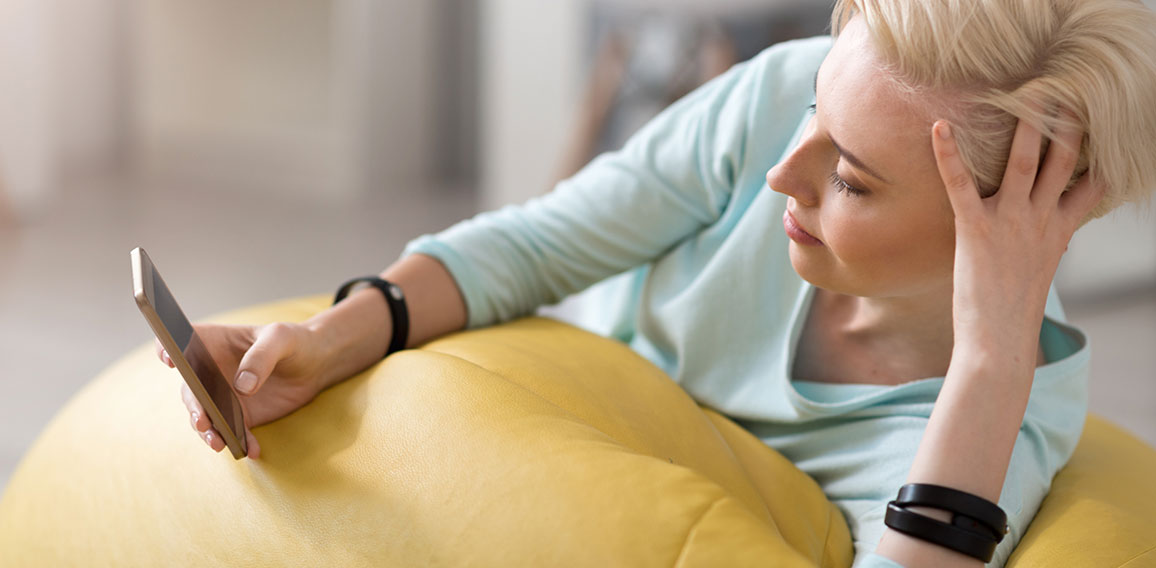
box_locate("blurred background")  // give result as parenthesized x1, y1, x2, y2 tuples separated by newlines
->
(1, 0, 1153, 492)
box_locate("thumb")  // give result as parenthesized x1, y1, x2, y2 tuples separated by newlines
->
(234, 323, 295, 396)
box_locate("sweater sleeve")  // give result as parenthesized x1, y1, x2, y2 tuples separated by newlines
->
(855, 553, 907, 568)
(403, 46, 775, 329)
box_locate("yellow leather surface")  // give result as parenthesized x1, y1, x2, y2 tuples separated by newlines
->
(2, 296, 1153, 566)
(1007, 415, 1156, 567)
(0, 296, 852, 567)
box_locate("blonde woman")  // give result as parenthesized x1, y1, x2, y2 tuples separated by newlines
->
(162, 1, 1156, 565)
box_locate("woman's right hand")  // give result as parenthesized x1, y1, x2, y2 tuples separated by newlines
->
(155, 321, 333, 458)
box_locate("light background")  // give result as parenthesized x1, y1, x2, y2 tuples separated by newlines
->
(1, 0, 1153, 493)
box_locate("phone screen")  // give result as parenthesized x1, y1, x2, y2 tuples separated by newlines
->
(138, 250, 246, 455)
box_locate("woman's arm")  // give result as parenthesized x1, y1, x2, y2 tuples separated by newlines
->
(872, 116, 1105, 567)
(404, 39, 832, 330)
(306, 253, 467, 392)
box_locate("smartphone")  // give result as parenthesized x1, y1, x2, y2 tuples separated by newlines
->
(131, 247, 248, 459)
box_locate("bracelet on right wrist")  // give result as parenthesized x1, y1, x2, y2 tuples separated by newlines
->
(883, 483, 1008, 562)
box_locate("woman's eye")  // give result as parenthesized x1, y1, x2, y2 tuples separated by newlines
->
(829, 172, 868, 197)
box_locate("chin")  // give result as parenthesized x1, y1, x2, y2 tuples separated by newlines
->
(787, 242, 832, 288)
(787, 243, 872, 297)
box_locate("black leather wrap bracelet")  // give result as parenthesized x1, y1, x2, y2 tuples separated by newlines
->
(896, 483, 1008, 540)
(333, 276, 409, 358)
(883, 483, 1008, 562)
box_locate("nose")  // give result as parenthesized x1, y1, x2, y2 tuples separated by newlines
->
(766, 126, 822, 207)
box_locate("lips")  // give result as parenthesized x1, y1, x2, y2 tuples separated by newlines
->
(783, 209, 823, 246)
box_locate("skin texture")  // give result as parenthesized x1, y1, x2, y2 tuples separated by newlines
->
(769, 18, 956, 300)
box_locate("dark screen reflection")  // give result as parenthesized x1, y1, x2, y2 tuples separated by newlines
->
(149, 261, 245, 452)
(153, 268, 193, 350)
(183, 331, 245, 442)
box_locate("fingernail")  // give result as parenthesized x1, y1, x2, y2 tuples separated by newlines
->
(205, 431, 214, 445)
(190, 412, 199, 429)
(938, 122, 953, 140)
(236, 371, 257, 394)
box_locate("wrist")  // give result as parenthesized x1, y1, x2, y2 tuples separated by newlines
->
(304, 316, 343, 392)
(306, 288, 394, 391)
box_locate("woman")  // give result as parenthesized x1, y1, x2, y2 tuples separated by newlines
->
(161, 1, 1156, 565)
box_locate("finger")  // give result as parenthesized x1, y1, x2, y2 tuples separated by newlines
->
(246, 429, 261, 460)
(999, 115, 1044, 205)
(182, 384, 208, 432)
(1058, 171, 1108, 227)
(155, 340, 174, 368)
(181, 383, 194, 412)
(1034, 110, 1084, 206)
(192, 409, 210, 433)
(931, 121, 982, 218)
(234, 323, 296, 396)
(203, 428, 224, 453)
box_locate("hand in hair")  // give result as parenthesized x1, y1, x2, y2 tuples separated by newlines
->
(932, 111, 1105, 369)
(874, 113, 1107, 568)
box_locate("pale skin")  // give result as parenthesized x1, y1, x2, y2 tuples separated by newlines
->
(160, 15, 1105, 566)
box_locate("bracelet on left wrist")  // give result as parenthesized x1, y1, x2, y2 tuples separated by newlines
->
(333, 277, 410, 359)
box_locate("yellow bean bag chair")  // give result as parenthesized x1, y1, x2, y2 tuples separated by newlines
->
(0, 296, 1153, 567)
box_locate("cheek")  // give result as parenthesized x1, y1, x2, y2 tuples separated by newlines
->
(822, 200, 956, 282)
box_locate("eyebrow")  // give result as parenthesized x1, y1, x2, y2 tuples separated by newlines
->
(811, 71, 893, 185)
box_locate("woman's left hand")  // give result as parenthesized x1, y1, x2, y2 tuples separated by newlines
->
(931, 113, 1106, 368)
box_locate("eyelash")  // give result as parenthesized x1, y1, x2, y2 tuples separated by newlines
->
(830, 172, 868, 197)
(807, 103, 868, 197)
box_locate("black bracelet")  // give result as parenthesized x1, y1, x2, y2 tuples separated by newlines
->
(895, 483, 1008, 541)
(883, 483, 1008, 563)
(884, 502, 999, 562)
(333, 277, 409, 358)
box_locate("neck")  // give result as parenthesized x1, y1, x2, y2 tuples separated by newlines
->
(816, 285, 957, 381)
(833, 290, 953, 340)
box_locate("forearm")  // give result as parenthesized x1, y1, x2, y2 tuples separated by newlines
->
(306, 253, 467, 390)
(874, 341, 1038, 567)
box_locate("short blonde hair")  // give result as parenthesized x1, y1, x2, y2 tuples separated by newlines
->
(831, 0, 1156, 220)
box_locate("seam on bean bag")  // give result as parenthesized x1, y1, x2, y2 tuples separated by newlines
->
(819, 502, 846, 568)
(672, 497, 728, 568)
(699, 410, 777, 523)
(1120, 545, 1156, 568)
(405, 348, 636, 453)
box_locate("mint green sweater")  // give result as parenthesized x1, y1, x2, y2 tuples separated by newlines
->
(405, 36, 1089, 567)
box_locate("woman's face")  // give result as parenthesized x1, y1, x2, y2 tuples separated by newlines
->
(766, 17, 957, 299)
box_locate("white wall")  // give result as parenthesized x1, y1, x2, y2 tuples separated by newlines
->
(479, 0, 588, 210)
(132, 0, 437, 197)
(1058, 209, 1156, 297)
(331, 0, 439, 195)
(132, 0, 336, 194)
(0, 0, 130, 217)
(55, 0, 127, 175)
(0, 0, 58, 217)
